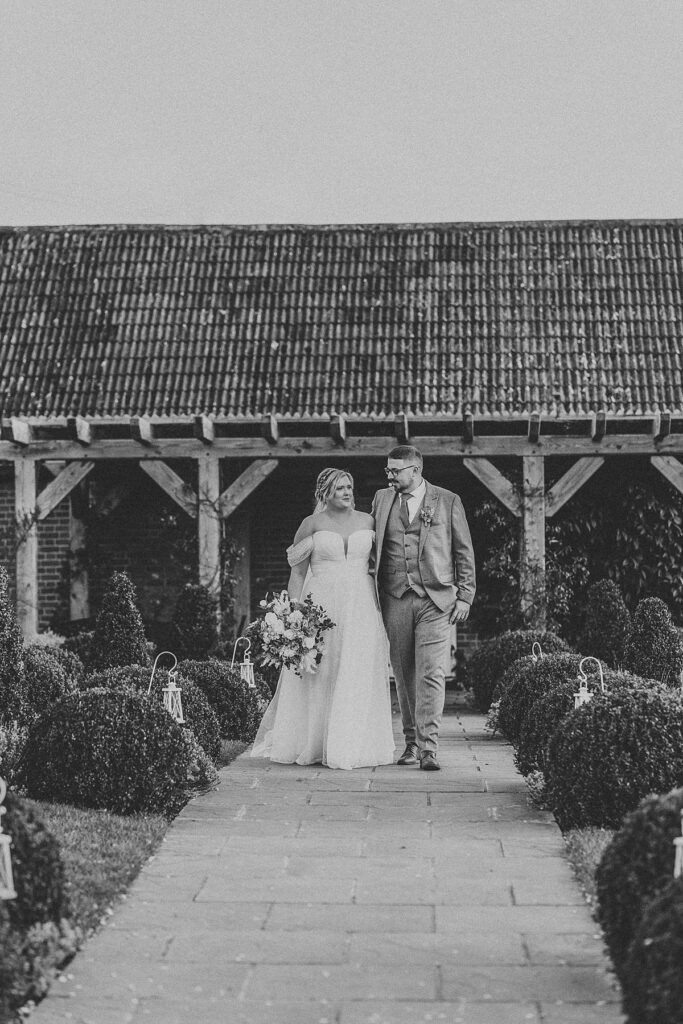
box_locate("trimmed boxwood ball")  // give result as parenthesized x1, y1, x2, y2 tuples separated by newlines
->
(622, 876, 683, 1024)
(21, 645, 77, 725)
(497, 652, 583, 746)
(17, 688, 191, 815)
(546, 687, 683, 831)
(577, 578, 631, 668)
(178, 659, 269, 741)
(466, 629, 569, 713)
(624, 596, 683, 686)
(516, 668, 659, 777)
(596, 787, 683, 982)
(38, 644, 85, 687)
(2, 791, 70, 933)
(81, 664, 221, 764)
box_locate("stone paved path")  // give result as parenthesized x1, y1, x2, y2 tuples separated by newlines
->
(30, 705, 624, 1024)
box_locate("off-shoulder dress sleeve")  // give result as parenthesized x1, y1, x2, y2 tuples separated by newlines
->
(286, 536, 314, 566)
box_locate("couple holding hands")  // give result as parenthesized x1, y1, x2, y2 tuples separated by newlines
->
(251, 446, 476, 772)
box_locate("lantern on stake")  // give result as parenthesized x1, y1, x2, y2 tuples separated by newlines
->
(574, 656, 605, 710)
(531, 641, 543, 663)
(148, 651, 184, 724)
(232, 637, 256, 689)
(673, 810, 683, 880)
(0, 778, 17, 901)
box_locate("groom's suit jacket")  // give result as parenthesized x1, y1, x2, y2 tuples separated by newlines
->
(371, 482, 476, 613)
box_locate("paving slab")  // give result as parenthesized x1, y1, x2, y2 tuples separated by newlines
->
(28, 704, 622, 1023)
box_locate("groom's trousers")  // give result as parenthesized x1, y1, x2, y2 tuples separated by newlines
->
(379, 589, 452, 754)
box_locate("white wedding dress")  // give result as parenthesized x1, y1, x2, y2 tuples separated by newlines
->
(250, 529, 396, 770)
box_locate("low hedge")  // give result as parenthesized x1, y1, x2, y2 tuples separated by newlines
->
(177, 659, 269, 741)
(596, 786, 683, 982)
(466, 629, 569, 713)
(546, 687, 683, 831)
(622, 876, 683, 1024)
(515, 668, 657, 777)
(16, 688, 191, 816)
(3, 791, 70, 933)
(82, 664, 221, 764)
(497, 652, 583, 746)
(21, 645, 77, 725)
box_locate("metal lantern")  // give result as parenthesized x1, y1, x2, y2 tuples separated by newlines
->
(531, 641, 543, 663)
(232, 637, 256, 690)
(0, 778, 17, 901)
(574, 656, 605, 710)
(148, 651, 184, 724)
(674, 810, 683, 880)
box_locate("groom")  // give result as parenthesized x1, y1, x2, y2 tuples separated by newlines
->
(372, 446, 476, 771)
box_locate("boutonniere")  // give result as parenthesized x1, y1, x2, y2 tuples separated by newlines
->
(420, 506, 435, 526)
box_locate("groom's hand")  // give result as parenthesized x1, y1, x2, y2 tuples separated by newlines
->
(450, 599, 470, 624)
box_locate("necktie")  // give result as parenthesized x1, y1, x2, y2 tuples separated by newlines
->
(399, 493, 410, 527)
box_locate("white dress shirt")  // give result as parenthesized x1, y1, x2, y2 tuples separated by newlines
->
(401, 479, 427, 523)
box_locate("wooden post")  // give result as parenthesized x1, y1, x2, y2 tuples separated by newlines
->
(69, 481, 90, 621)
(520, 456, 546, 629)
(197, 451, 221, 624)
(14, 458, 38, 637)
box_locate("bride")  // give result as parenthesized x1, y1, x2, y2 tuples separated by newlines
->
(251, 467, 395, 770)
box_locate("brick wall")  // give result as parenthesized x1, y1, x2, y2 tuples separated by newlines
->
(37, 495, 70, 631)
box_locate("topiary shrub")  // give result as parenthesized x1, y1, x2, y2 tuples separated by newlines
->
(624, 596, 683, 686)
(0, 564, 25, 720)
(516, 668, 658, 777)
(546, 687, 683, 831)
(171, 584, 218, 659)
(595, 786, 683, 982)
(496, 652, 583, 746)
(82, 664, 221, 764)
(21, 645, 77, 726)
(0, 717, 29, 784)
(91, 571, 150, 669)
(37, 644, 85, 687)
(16, 688, 191, 816)
(466, 629, 570, 713)
(2, 791, 70, 933)
(621, 876, 683, 1024)
(577, 578, 631, 668)
(62, 628, 96, 671)
(177, 659, 269, 741)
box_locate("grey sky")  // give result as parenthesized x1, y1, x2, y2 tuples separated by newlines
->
(0, 0, 681, 225)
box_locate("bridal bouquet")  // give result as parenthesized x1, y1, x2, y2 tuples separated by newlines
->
(250, 592, 335, 676)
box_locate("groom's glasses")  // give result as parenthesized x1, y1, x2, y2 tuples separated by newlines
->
(384, 466, 418, 477)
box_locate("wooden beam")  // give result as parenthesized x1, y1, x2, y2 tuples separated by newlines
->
(520, 456, 546, 630)
(15, 459, 37, 637)
(394, 413, 410, 445)
(463, 458, 521, 517)
(262, 414, 279, 445)
(527, 412, 541, 444)
(230, 507, 251, 635)
(10, 418, 33, 446)
(651, 455, 683, 495)
(655, 411, 672, 442)
(67, 416, 92, 446)
(197, 451, 222, 616)
(36, 461, 94, 521)
(139, 461, 198, 518)
(330, 413, 346, 446)
(219, 459, 279, 520)
(193, 415, 215, 445)
(130, 416, 154, 446)
(462, 413, 474, 444)
(546, 457, 605, 518)
(69, 481, 89, 620)
(592, 410, 607, 442)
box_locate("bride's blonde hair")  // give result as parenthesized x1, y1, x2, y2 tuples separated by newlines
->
(314, 468, 354, 513)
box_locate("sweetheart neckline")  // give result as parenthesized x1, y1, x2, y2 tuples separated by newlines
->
(313, 528, 374, 559)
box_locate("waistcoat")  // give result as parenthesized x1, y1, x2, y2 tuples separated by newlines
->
(379, 495, 426, 598)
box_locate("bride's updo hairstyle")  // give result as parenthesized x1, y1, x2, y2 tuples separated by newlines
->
(314, 468, 354, 513)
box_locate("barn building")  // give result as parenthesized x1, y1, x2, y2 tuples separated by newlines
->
(0, 221, 682, 651)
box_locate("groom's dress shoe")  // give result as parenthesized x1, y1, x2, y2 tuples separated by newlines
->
(420, 751, 441, 771)
(397, 743, 419, 765)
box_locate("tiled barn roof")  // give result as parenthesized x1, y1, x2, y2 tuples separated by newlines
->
(0, 221, 681, 419)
